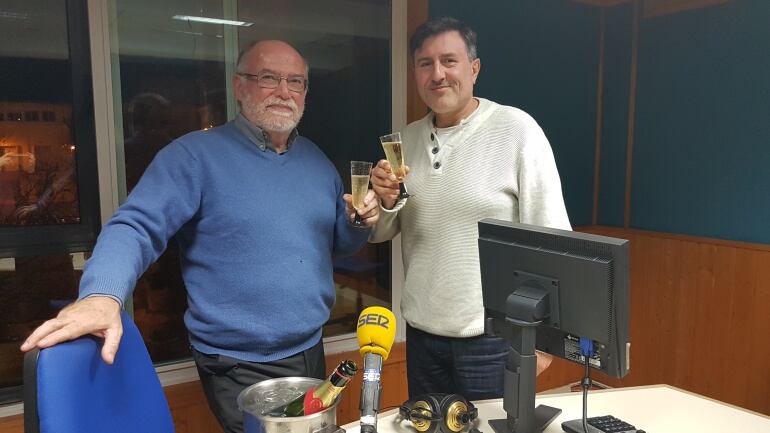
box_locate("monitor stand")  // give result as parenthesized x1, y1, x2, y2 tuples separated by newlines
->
(489, 407, 561, 433)
(488, 288, 562, 433)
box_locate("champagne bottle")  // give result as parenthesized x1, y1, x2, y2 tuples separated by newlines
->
(265, 359, 358, 417)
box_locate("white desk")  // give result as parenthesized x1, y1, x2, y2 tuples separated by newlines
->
(343, 385, 770, 433)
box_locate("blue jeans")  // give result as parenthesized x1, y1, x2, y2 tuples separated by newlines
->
(406, 324, 509, 400)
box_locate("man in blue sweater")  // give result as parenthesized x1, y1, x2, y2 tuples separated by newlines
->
(21, 40, 379, 433)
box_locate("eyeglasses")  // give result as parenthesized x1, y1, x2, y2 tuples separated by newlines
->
(237, 71, 308, 93)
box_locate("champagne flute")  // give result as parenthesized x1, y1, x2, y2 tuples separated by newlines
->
(379, 132, 411, 199)
(350, 160, 373, 228)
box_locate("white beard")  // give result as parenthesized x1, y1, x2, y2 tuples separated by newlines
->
(242, 95, 304, 132)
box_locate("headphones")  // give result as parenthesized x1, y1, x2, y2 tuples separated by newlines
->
(399, 394, 478, 433)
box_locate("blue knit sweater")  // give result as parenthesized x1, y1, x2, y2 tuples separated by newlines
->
(79, 122, 370, 362)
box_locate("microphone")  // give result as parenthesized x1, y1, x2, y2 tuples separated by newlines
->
(357, 306, 397, 433)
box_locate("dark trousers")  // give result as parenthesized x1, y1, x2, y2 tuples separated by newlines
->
(193, 340, 326, 433)
(406, 324, 508, 401)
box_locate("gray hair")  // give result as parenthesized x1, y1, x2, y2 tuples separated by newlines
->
(235, 40, 310, 76)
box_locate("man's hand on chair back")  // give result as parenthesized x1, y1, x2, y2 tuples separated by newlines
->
(21, 296, 123, 364)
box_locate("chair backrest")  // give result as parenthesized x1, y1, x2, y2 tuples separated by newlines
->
(24, 310, 175, 433)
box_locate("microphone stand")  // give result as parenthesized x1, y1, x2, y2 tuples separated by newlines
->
(360, 352, 383, 433)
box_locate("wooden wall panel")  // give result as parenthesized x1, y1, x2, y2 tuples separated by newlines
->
(0, 414, 22, 433)
(165, 381, 224, 433)
(558, 227, 770, 415)
(406, 0, 429, 124)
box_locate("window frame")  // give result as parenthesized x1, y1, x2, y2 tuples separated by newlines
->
(0, 2, 408, 417)
(0, 0, 101, 259)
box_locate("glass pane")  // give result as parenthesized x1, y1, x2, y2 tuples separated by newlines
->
(113, 0, 228, 364)
(0, 0, 79, 227)
(0, 0, 96, 403)
(235, 0, 393, 337)
(111, 0, 393, 362)
(0, 253, 85, 404)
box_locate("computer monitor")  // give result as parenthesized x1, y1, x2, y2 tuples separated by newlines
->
(478, 219, 630, 433)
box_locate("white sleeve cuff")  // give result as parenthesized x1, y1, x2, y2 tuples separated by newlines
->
(380, 197, 407, 213)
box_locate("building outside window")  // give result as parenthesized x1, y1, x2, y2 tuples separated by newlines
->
(0, 0, 100, 404)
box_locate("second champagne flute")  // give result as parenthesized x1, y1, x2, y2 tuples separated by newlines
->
(379, 132, 411, 199)
(350, 160, 373, 228)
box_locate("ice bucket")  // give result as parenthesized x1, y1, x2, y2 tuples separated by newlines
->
(238, 377, 344, 433)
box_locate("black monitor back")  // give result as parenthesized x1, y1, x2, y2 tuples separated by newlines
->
(478, 219, 630, 378)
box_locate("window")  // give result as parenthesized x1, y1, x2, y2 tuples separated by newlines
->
(0, 0, 99, 404)
(0, 3, 396, 406)
(0, 0, 99, 250)
(235, 0, 393, 338)
(109, 0, 393, 364)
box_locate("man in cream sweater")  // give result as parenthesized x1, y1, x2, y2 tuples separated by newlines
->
(370, 17, 571, 400)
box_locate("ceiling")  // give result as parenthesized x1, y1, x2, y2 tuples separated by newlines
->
(0, 0, 390, 68)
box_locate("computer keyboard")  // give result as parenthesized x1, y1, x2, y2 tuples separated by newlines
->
(561, 415, 645, 433)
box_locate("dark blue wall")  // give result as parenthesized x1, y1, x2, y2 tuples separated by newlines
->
(597, 4, 633, 228)
(629, 0, 770, 243)
(430, 0, 600, 226)
(431, 0, 770, 244)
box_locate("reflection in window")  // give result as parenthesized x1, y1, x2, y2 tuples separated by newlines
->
(114, 0, 228, 364)
(236, 0, 393, 337)
(0, 103, 79, 226)
(0, 0, 80, 229)
(0, 253, 82, 404)
(0, 107, 79, 227)
(110, 0, 393, 365)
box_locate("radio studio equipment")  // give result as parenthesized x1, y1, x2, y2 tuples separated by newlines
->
(399, 394, 479, 433)
(356, 306, 397, 433)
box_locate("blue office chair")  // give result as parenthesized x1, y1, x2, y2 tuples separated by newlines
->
(24, 310, 175, 433)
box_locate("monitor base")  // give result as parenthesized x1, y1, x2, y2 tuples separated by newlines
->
(489, 404, 562, 433)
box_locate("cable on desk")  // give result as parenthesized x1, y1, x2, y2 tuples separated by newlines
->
(579, 337, 594, 433)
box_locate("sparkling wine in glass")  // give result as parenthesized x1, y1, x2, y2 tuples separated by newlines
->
(379, 132, 410, 199)
(350, 160, 372, 228)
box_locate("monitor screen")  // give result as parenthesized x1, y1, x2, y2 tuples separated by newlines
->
(478, 218, 630, 378)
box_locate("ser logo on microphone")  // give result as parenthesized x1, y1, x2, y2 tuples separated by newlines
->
(358, 313, 390, 329)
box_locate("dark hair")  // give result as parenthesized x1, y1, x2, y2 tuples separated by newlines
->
(129, 92, 171, 131)
(409, 16, 478, 61)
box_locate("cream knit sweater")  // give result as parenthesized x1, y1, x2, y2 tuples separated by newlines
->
(370, 98, 571, 337)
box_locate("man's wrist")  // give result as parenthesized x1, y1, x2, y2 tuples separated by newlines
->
(380, 199, 404, 213)
(83, 293, 124, 308)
